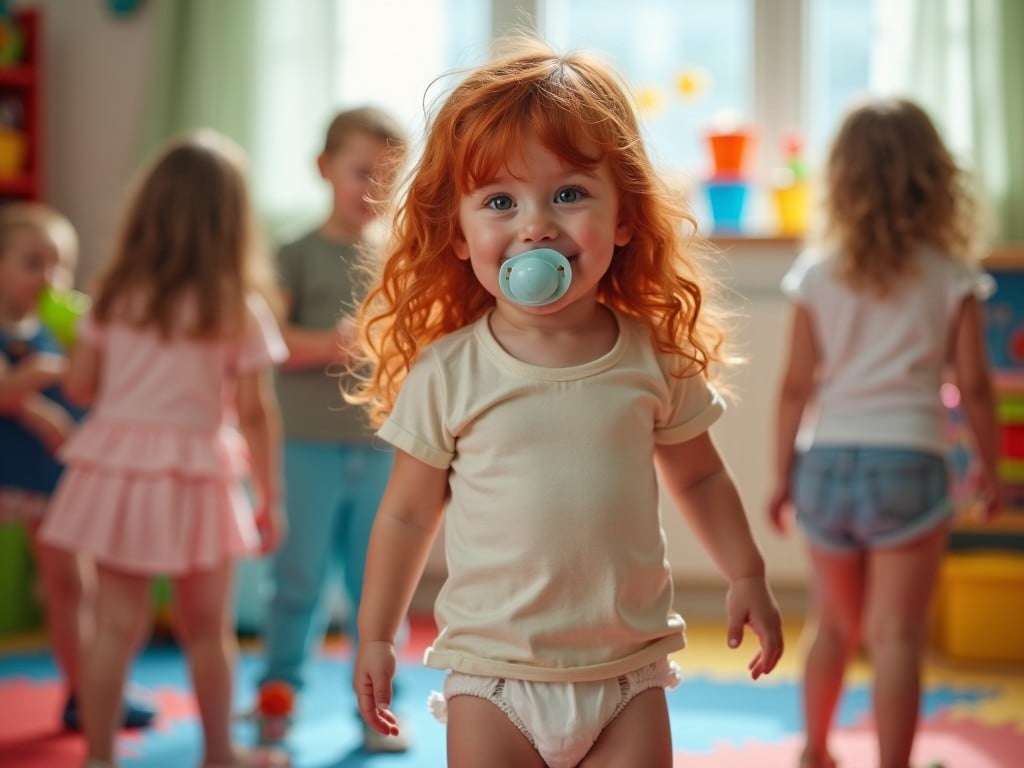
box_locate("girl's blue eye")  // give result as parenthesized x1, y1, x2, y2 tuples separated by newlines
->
(486, 195, 514, 211)
(556, 186, 584, 203)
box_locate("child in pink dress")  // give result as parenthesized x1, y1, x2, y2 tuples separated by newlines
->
(41, 131, 290, 768)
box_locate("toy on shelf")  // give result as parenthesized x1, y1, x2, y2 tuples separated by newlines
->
(770, 130, 809, 237)
(0, 1, 24, 67)
(0, 94, 25, 179)
(702, 115, 755, 234)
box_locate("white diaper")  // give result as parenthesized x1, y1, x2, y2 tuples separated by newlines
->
(427, 658, 681, 768)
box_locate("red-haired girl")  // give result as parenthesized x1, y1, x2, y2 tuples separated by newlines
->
(348, 39, 783, 767)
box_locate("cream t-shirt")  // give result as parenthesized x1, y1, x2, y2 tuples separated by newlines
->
(378, 308, 725, 682)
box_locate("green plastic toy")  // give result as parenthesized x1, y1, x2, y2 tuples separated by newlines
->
(37, 287, 90, 348)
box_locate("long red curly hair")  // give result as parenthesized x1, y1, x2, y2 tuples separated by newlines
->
(350, 39, 728, 426)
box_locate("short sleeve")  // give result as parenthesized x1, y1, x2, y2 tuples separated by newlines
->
(376, 350, 454, 469)
(237, 293, 288, 373)
(780, 249, 819, 303)
(654, 374, 726, 445)
(32, 324, 65, 355)
(952, 260, 996, 304)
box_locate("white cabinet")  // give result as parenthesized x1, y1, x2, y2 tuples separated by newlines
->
(661, 240, 808, 587)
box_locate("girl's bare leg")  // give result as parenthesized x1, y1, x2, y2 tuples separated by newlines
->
(446, 694, 545, 768)
(28, 522, 92, 693)
(802, 547, 866, 768)
(82, 565, 152, 762)
(580, 686, 672, 768)
(173, 561, 238, 767)
(864, 524, 948, 768)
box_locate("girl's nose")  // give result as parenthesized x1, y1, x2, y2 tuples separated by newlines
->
(519, 209, 557, 243)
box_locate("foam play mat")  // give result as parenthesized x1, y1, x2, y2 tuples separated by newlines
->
(1, 620, 1022, 767)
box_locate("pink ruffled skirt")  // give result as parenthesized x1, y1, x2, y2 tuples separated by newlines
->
(40, 418, 259, 575)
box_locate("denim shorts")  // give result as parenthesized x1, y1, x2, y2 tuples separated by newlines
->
(792, 446, 953, 553)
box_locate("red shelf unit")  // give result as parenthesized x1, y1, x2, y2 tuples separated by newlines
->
(0, 8, 41, 201)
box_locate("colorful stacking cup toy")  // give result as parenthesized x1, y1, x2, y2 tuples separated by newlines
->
(703, 127, 755, 234)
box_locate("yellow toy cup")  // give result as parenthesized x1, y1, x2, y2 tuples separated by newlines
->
(37, 287, 90, 348)
(772, 183, 809, 237)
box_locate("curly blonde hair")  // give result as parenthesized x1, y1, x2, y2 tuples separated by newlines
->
(350, 39, 727, 426)
(822, 97, 984, 294)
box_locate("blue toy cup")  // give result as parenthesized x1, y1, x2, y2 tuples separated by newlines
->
(705, 179, 749, 234)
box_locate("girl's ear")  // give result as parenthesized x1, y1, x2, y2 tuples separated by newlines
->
(453, 234, 470, 261)
(614, 217, 634, 248)
(315, 153, 329, 180)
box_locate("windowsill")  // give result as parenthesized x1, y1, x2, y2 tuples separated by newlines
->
(708, 234, 804, 250)
(984, 246, 1024, 270)
(706, 237, 1024, 265)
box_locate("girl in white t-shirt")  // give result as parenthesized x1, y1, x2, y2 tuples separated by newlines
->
(769, 98, 1002, 768)
(346, 38, 783, 768)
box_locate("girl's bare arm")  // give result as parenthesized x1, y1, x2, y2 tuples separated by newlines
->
(769, 304, 818, 531)
(655, 433, 784, 677)
(952, 295, 1002, 518)
(358, 450, 448, 643)
(236, 366, 285, 551)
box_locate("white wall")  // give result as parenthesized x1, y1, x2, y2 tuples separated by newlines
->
(663, 241, 808, 587)
(22, 0, 159, 280)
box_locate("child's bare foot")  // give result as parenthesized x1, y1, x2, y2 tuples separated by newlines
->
(201, 746, 291, 768)
(798, 750, 837, 768)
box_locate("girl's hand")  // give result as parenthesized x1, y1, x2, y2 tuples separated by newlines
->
(18, 395, 74, 453)
(354, 639, 401, 737)
(970, 466, 1004, 523)
(19, 353, 67, 390)
(256, 500, 287, 554)
(725, 575, 784, 680)
(0, 354, 66, 410)
(767, 484, 793, 534)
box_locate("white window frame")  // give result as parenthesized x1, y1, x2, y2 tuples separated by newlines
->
(495, 0, 809, 182)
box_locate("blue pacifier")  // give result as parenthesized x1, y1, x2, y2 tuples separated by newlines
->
(498, 248, 572, 306)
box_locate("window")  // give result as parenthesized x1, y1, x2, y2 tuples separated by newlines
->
(335, 0, 491, 139)
(253, 0, 491, 232)
(260, 0, 885, 235)
(544, 0, 753, 176)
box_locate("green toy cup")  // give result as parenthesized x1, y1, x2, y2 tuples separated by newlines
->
(37, 287, 90, 348)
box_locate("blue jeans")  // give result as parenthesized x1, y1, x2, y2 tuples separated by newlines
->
(792, 446, 953, 553)
(260, 439, 395, 690)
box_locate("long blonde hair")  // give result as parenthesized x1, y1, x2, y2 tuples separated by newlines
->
(822, 97, 983, 294)
(92, 130, 279, 338)
(351, 39, 727, 426)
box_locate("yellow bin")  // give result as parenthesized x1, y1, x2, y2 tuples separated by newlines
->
(934, 552, 1024, 662)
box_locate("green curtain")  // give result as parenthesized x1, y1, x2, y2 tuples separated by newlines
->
(141, 0, 259, 158)
(908, 0, 1024, 244)
(989, 0, 1023, 243)
(139, 0, 341, 237)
